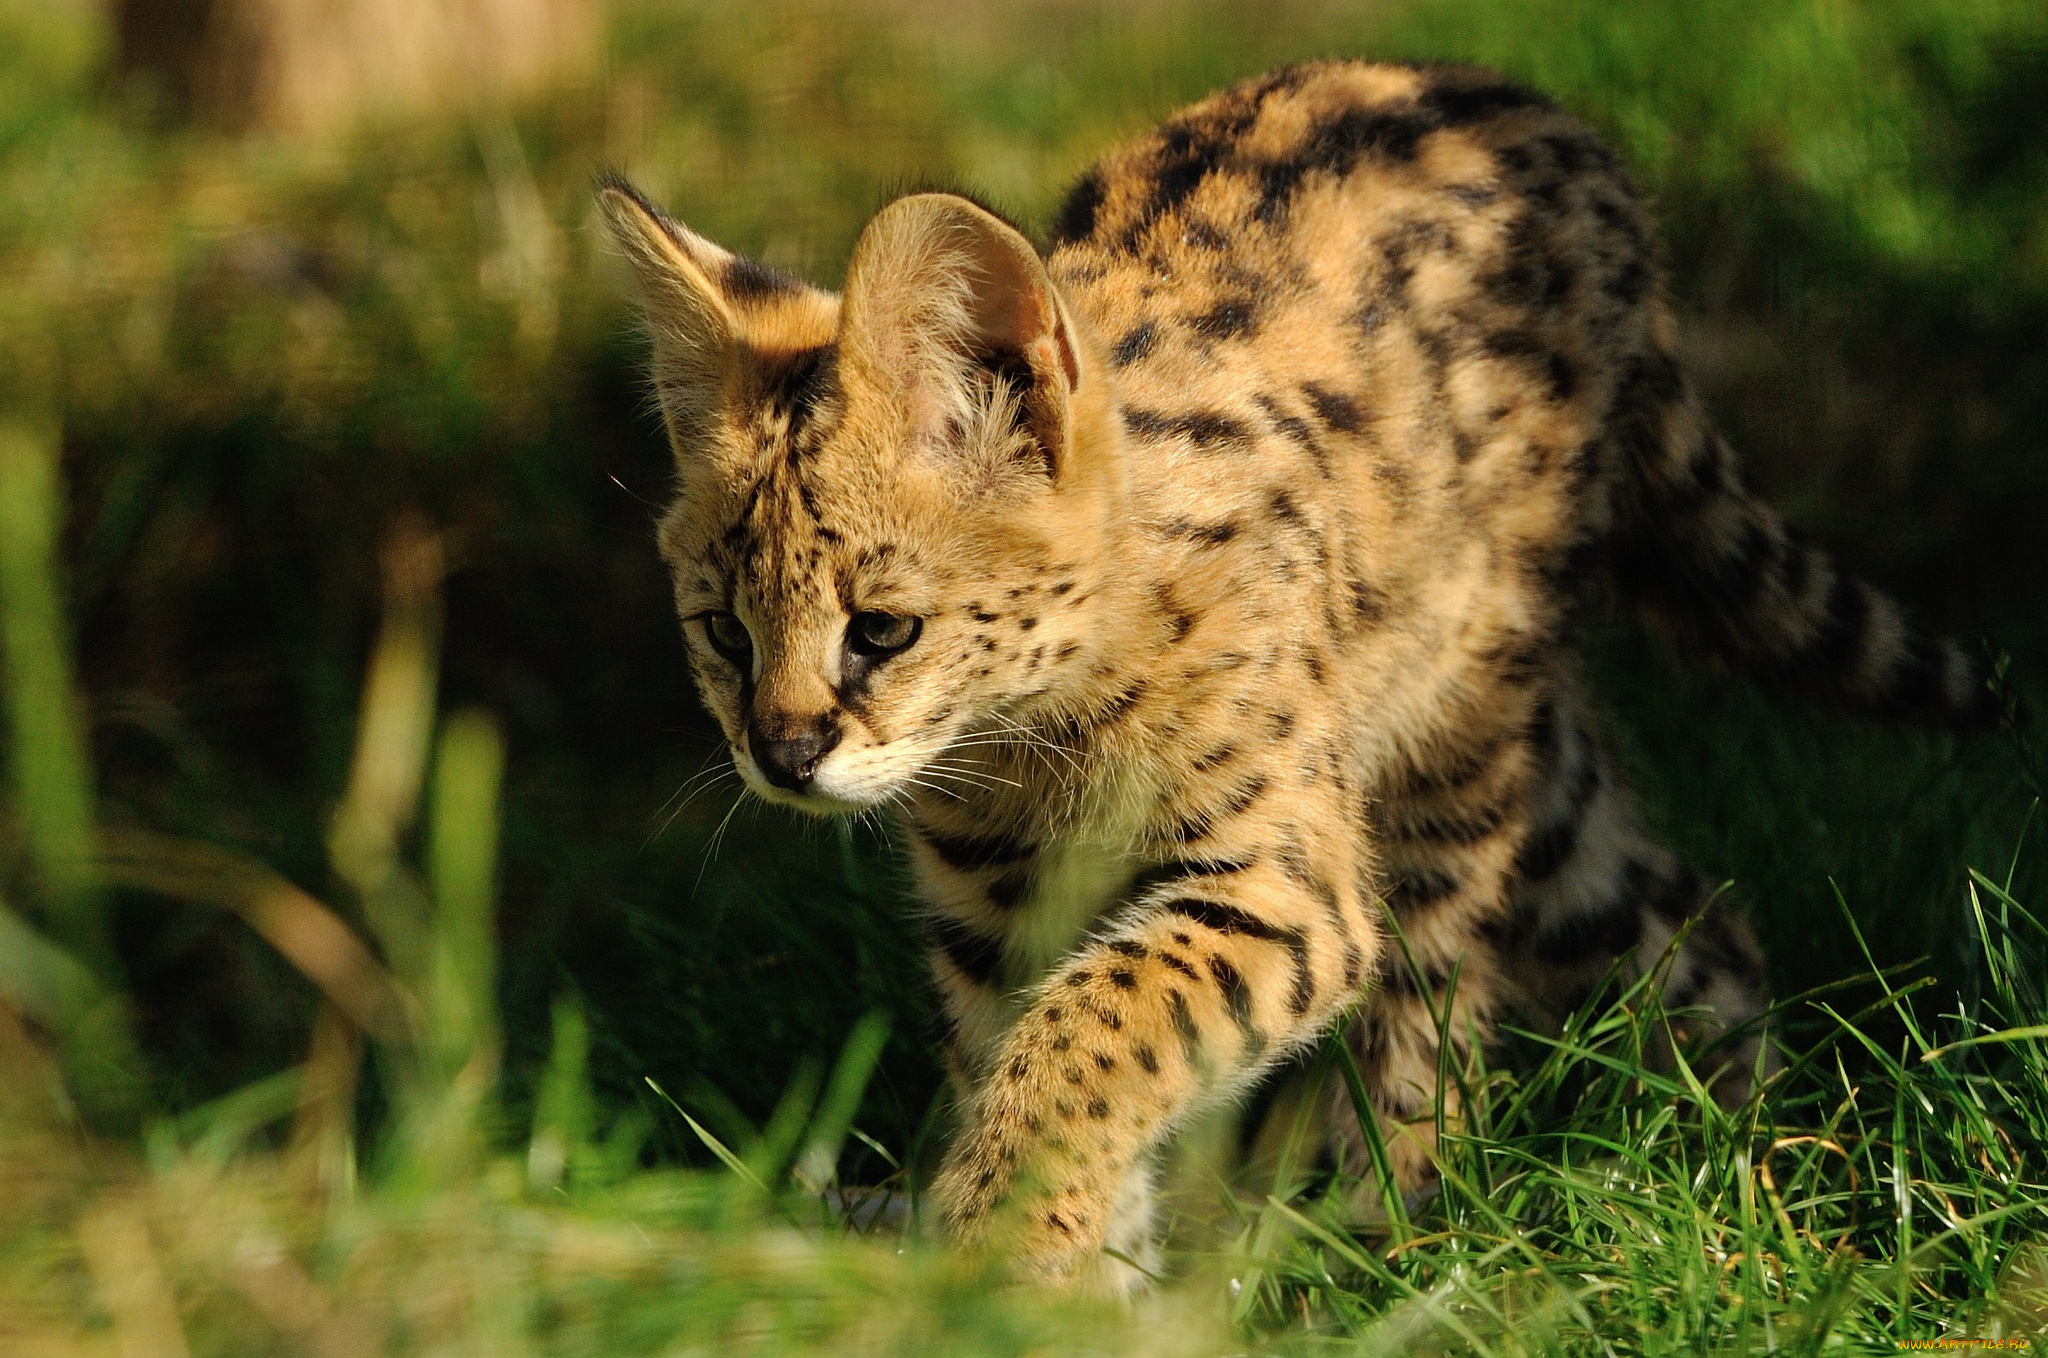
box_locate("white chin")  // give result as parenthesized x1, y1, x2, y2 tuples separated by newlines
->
(743, 774, 877, 817)
(769, 787, 872, 816)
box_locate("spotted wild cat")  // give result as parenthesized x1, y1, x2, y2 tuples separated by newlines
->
(596, 59, 1992, 1293)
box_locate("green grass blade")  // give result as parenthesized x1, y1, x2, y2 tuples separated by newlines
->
(646, 1076, 766, 1192)
(426, 709, 505, 1085)
(528, 994, 595, 1191)
(0, 414, 102, 973)
(795, 1008, 892, 1191)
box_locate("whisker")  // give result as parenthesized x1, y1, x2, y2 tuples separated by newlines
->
(924, 762, 1022, 791)
(646, 764, 741, 849)
(986, 712, 1086, 779)
(943, 715, 1087, 784)
(695, 788, 751, 891)
(917, 761, 1014, 792)
(651, 747, 734, 820)
(900, 775, 967, 802)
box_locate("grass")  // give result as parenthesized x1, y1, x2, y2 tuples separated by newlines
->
(1, 0, 2046, 1350)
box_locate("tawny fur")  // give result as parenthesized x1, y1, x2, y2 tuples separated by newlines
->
(598, 60, 1992, 1294)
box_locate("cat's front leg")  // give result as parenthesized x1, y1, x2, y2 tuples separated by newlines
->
(931, 842, 1375, 1290)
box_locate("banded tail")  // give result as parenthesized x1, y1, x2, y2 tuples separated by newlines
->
(1602, 330, 1996, 730)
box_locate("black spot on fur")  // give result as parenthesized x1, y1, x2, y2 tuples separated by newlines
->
(1546, 352, 1579, 402)
(1159, 897, 1311, 1015)
(1149, 126, 1223, 220)
(1351, 299, 1389, 336)
(1348, 575, 1388, 627)
(1191, 297, 1258, 340)
(1050, 169, 1105, 244)
(1607, 256, 1649, 305)
(1112, 322, 1159, 368)
(1160, 774, 1269, 843)
(1418, 74, 1553, 126)
(1255, 105, 1440, 224)
(1124, 405, 1253, 451)
(1253, 392, 1332, 478)
(764, 344, 840, 450)
(1301, 381, 1364, 433)
(1098, 680, 1149, 725)
(1159, 516, 1240, 547)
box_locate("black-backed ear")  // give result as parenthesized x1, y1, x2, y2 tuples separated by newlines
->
(839, 193, 1085, 480)
(596, 175, 837, 467)
(595, 176, 746, 447)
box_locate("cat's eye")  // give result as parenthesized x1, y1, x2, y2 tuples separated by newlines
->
(848, 611, 922, 658)
(702, 610, 752, 665)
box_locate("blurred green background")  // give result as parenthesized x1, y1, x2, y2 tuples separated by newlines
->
(5, 0, 2046, 1179)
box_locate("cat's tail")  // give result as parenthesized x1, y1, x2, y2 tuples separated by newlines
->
(1598, 326, 1996, 730)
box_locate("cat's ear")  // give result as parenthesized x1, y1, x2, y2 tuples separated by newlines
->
(596, 175, 831, 459)
(840, 193, 1085, 481)
(595, 177, 743, 447)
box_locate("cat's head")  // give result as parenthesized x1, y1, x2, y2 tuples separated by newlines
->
(598, 177, 1124, 814)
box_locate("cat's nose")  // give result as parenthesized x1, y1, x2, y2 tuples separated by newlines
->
(748, 721, 841, 790)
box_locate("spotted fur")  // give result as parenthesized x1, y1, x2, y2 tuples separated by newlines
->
(598, 60, 1992, 1293)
